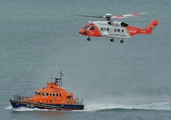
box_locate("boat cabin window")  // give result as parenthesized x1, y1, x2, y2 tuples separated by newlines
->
(35, 91, 41, 95)
(42, 92, 61, 96)
(107, 28, 109, 31)
(101, 28, 103, 31)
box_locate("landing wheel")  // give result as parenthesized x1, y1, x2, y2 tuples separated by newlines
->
(120, 40, 124, 43)
(87, 37, 91, 41)
(110, 39, 114, 42)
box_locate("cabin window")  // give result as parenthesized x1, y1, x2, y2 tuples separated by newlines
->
(49, 93, 52, 96)
(122, 29, 124, 32)
(56, 94, 58, 96)
(104, 28, 106, 31)
(53, 93, 55, 96)
(114, 29, 116, 32)
(107, 28, 109, 31)
(46, 93, 49, 96)
(118, 29, 120, 32)
(36, 92, 40, 95)
(59, 94, 61, 96)
(89, 25, 94, 31)
(42, 92, 45, 96)
(101, 28, 103, 31)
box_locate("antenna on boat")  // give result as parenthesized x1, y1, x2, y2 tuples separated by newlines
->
(55, 70, 64, 86)
(60, 70, 64, 86)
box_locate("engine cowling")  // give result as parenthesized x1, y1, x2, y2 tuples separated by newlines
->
(108, 21, 128, 27)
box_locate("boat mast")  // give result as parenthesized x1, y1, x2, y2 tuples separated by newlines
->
(55, 70, 64, 86)
(59, 70, 64, 86)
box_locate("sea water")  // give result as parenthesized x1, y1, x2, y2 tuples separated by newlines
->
(1, 0, 171, 120)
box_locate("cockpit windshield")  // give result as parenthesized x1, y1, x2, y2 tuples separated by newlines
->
(83, 23, 93, 29)
(84, 24, 90, 29)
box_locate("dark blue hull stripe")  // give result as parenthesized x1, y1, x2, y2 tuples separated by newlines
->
(10, 101, 84, 110)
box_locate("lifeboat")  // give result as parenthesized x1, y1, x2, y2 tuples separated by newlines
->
(10, 70, 84, 110)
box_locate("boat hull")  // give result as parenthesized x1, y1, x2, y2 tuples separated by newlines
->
(10, 100, 84, 110)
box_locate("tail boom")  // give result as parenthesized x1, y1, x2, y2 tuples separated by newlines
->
(126, 20, 158, 36)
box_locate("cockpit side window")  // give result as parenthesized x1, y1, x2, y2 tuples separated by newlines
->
(89, 25, 94, 31)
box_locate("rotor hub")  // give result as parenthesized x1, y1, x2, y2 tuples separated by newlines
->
(105, 13, 112, 21)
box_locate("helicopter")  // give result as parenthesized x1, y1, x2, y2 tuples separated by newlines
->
(77, 12, 158, 43)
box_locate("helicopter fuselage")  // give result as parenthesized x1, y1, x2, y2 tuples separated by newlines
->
(79, 20, 158, 43)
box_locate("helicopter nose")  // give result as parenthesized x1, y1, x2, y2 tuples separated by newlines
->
(79, 29, 87, 35)
(79, 29, 83, 34)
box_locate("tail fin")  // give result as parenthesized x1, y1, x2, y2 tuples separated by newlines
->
(146, 20, 158, 33)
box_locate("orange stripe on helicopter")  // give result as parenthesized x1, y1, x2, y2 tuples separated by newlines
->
(126, 20, 158, 36)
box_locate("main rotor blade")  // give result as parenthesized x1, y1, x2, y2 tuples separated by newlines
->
(112, 12, 147, 19)
(74, 14, 104, 18)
